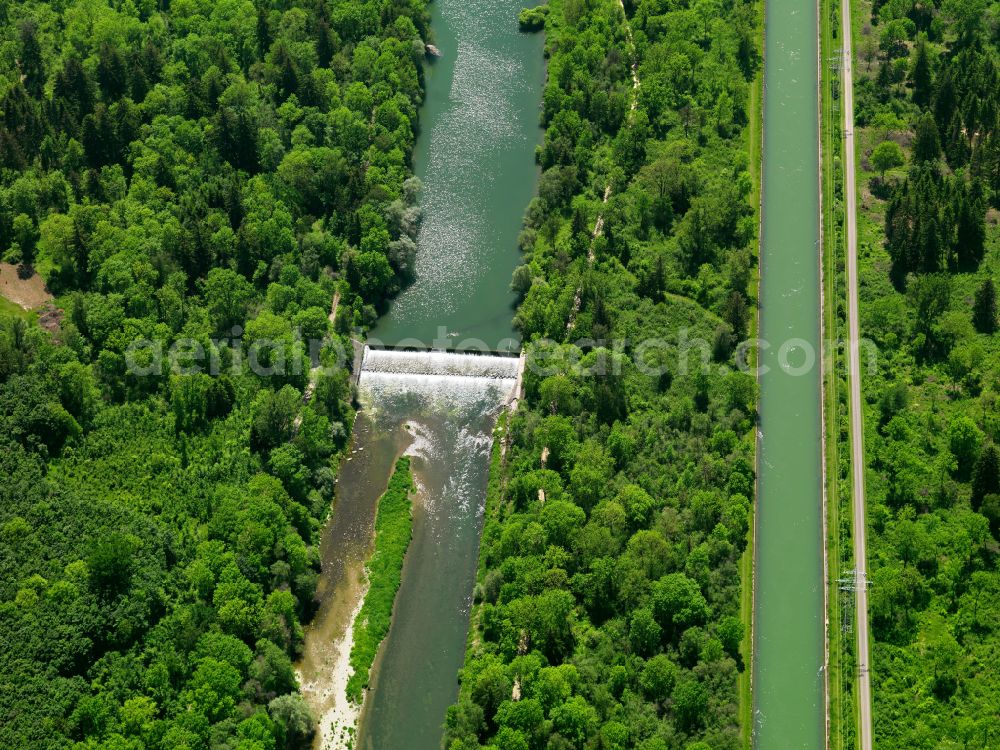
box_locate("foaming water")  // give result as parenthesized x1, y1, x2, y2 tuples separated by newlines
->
(370, 0, 546, 346)
(355, 367, 514, 750)
(360, 346, 520, 379)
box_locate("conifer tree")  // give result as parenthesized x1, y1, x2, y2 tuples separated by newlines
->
(911, 35, 933, 107)
(914, 112, 941, 163)
(945, 110, 969, 167)
(973, 279, 997, 334)
(954, 183, 985, 268)
(973, 444, 1000, 510)
(933, 66, 956, 131)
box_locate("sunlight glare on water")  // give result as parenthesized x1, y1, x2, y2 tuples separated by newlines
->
(370, 0, 545, 347)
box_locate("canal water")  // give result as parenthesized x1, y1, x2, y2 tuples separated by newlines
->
(370, 0, 545, 349)
(298, 1, 544, 748)
(753, 0, 825, 746)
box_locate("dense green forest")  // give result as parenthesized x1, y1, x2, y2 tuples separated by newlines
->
(446, 0, 761, 747)
(850, 0, 1000, 744)
(0, 0, 431, 746)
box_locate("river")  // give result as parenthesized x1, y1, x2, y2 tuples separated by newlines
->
(371, 0, 545, 350)
(297, 1, 544, 748)
(753, 0, 826, 746)
(353, 366, 515, 750)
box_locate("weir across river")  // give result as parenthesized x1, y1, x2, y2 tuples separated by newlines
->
(358, 346, 521, 380)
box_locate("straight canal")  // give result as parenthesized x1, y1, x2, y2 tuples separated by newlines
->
(753, 0, 826, 746)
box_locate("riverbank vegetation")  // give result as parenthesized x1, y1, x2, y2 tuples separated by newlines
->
(0, 0, 431, 747)
(849, 0, 1000, 744)
(345, 457, 414, 703)
(447, 0, 761, 746)
(820, 0, 852, 745)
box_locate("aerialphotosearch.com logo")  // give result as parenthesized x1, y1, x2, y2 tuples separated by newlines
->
(123, 325, 879, 380)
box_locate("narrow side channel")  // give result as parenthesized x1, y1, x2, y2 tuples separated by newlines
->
(753, 0, 826, 744)
(297, 414, 410, 750)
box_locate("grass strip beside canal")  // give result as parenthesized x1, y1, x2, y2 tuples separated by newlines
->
(740, 4, 764, 744)
(346, 457, 415, 703)
(819, 0, 853, 745)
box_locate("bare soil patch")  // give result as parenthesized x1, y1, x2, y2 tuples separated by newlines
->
(0, 263, 53, 310)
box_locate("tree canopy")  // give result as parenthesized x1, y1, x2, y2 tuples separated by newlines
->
(0, 0, 430, 746)
(851, 0, 1000, 744)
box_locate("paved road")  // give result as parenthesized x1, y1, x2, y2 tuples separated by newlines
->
(838, 0, 874, 746)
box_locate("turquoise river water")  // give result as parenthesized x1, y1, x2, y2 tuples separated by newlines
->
(371, 0, 545, 349)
